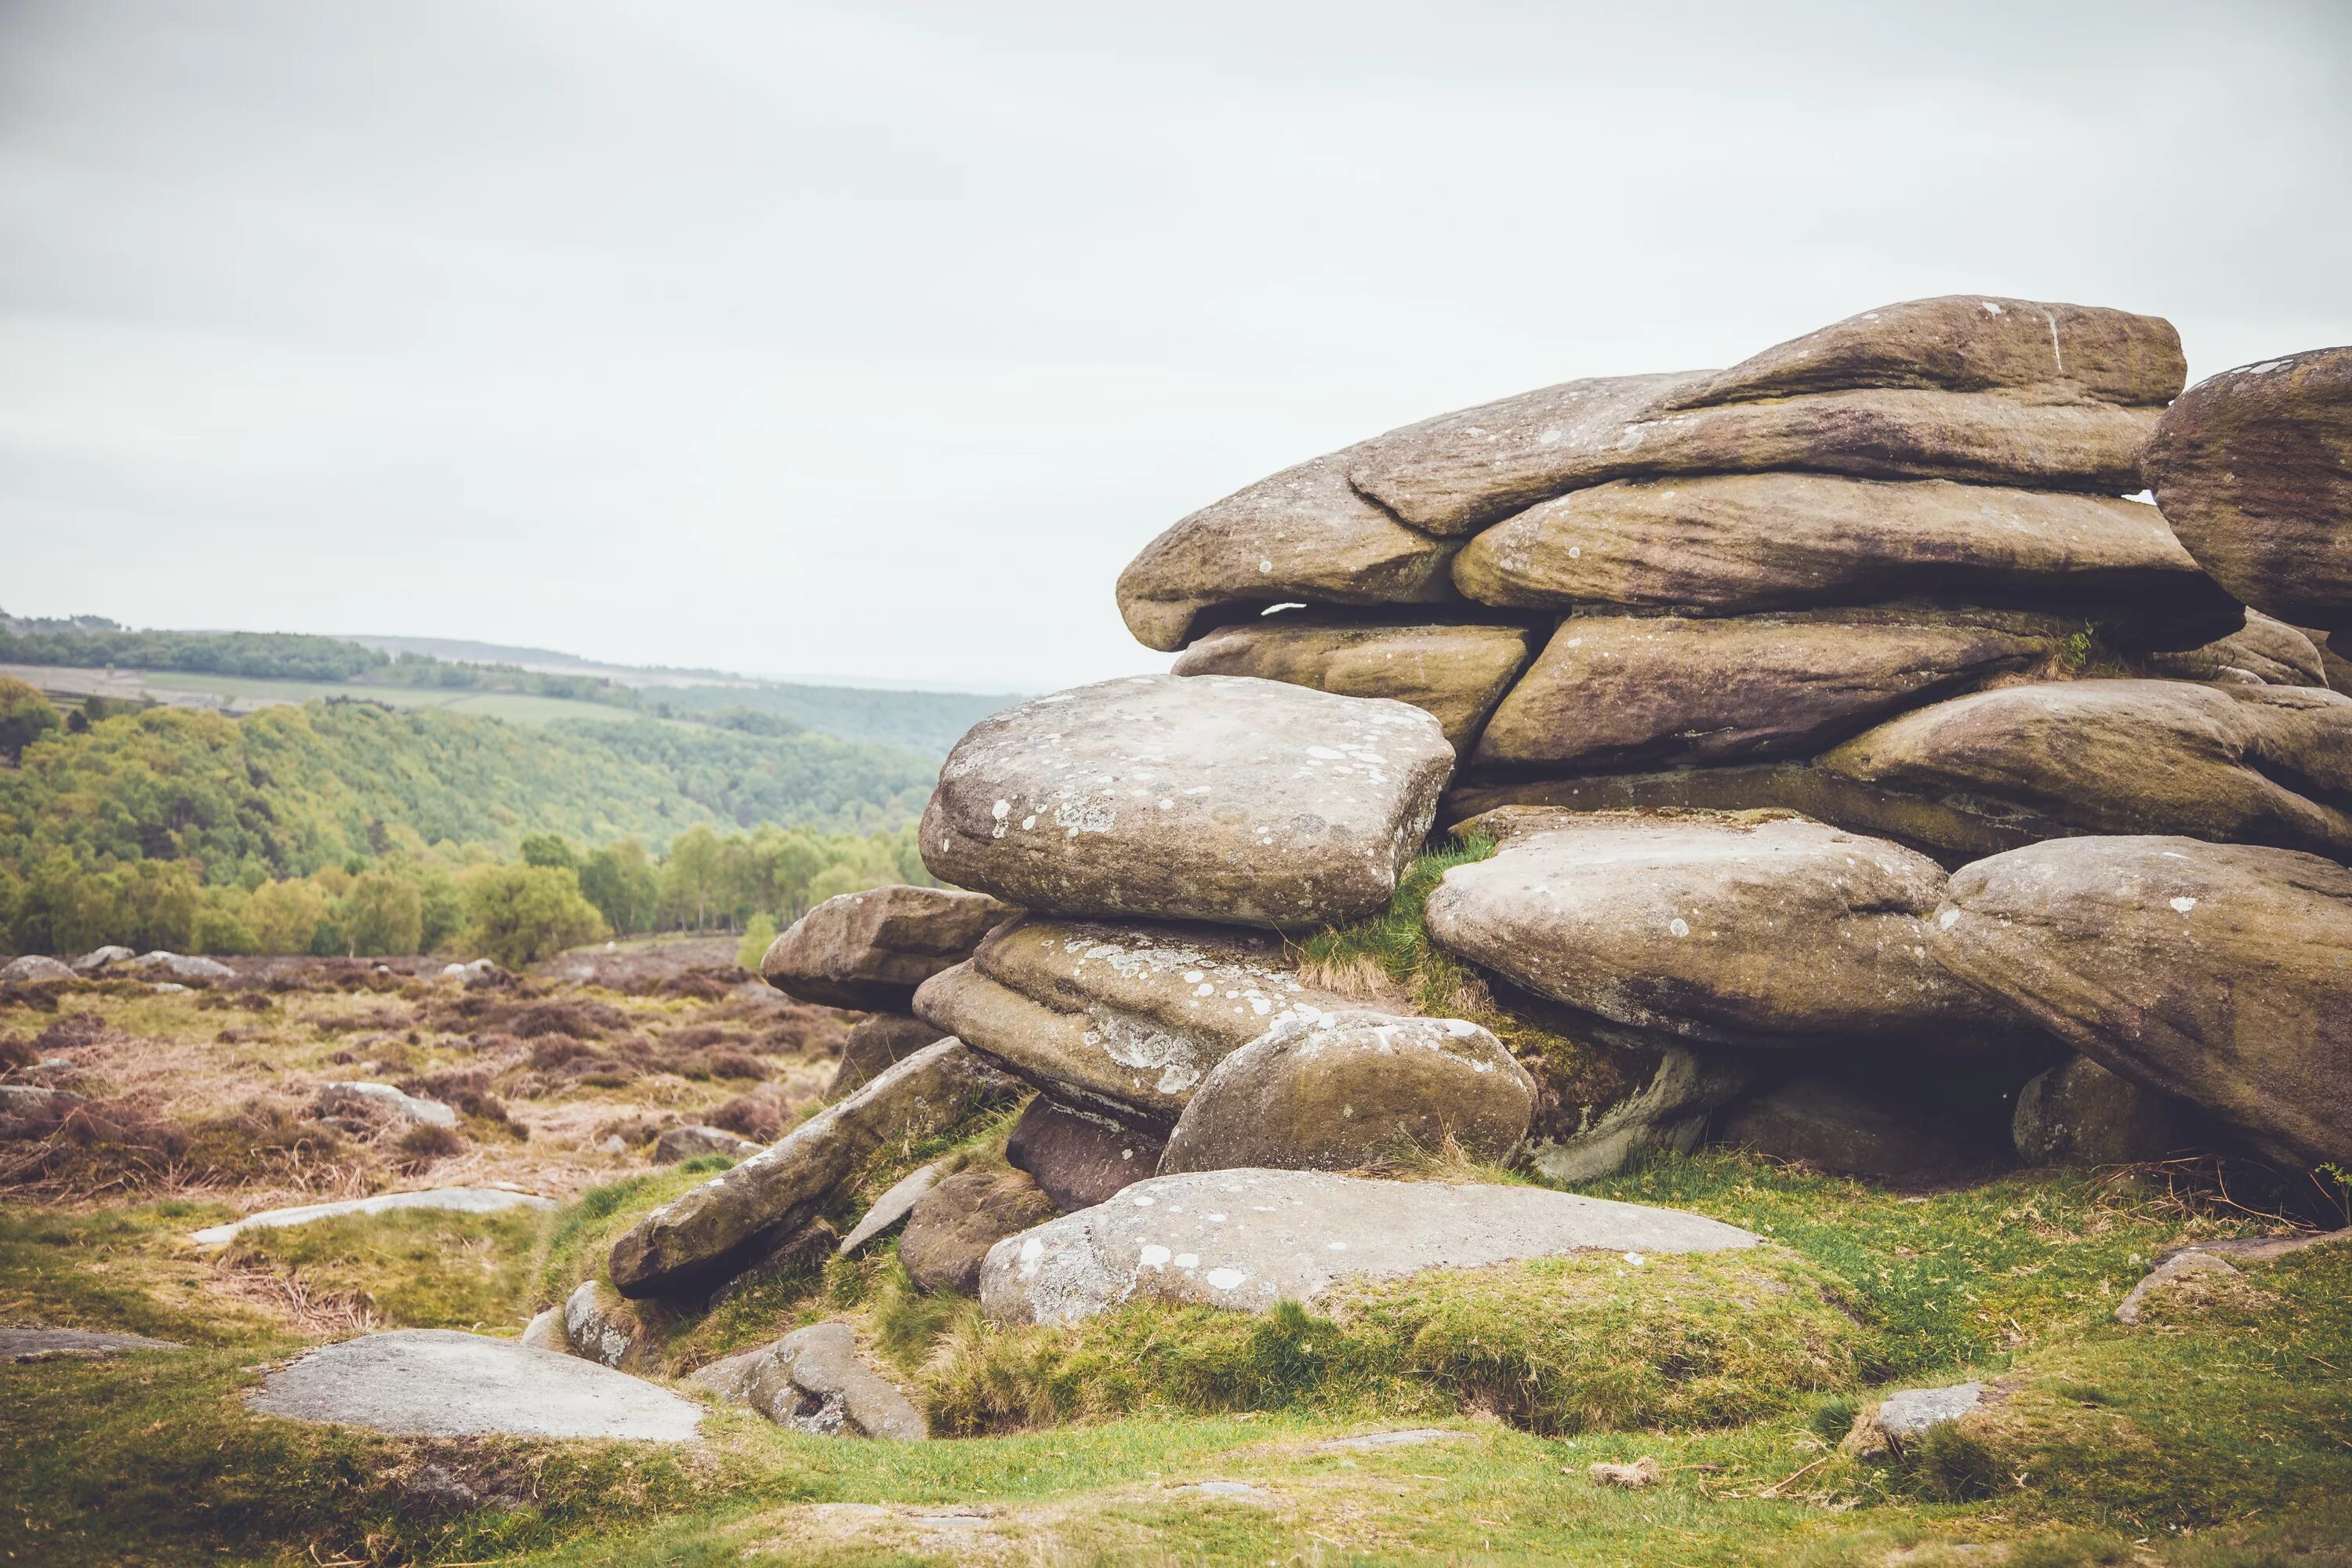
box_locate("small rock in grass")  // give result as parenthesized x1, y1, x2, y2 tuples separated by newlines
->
(0, 954, 74, 984)
(688, 1320, 926, 1440)
(314, 1080, 457, 1130)
(654, 1125, 763, 1163)
(0, 1327, 183, 1362)
(564, 1280, 657, 1372)
(1587, 1457, 1660, 1488)
(188, 1187, 553, 1247)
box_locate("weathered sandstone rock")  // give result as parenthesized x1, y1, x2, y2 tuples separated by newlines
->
(1173, 615, 1537, 755)
(1819, 680, 2352, 860)
(1661, 296, 2184, 410)
(1115, 454, 1463, 652)
(898, 1170, 1058, 1294)
(1474, 608, 2069, 772)
(1718, 1076, 1995, 1182)
(248, 1330, 701, 1441)
(653, 1125, 763, 1163)
(978, 1168, 1760, 1324)
(1926, 835, 2352, 1169)
(913, 916, 1361, 1127)
(836, 1161, 942, 1256)
(688, 1321, 927, 1439)
(921, 675, 1452, 931)
(2145, 611, 2328, 687)
(608, 1038, 1014, 1297)
(2143, 347, 2352, 638)
(1158, 1011, 1535, 1174)
(1453, 474, 2234, 637)
(829, 1014, 948, 1100)
(761, 885, 1013, 1012)
(1005, 1096, 1164, 1210)
(2013, 1054, 2187, 1166)
(1425, 809, 2015, 1047)
(0, 954, 73, 983)
(564, 1279, 657, 1372)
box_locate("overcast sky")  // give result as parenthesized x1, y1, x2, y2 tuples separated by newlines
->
(5, 2, 2348, 692)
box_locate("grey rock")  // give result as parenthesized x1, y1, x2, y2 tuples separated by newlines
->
(608, 1038, 1014, 1297)
(125, 950, 236, 980)
(1926, 835, 2352, 1169)
(1427, 808, 2014, 1047)
(760, 885, 1014, 1012)
(1819, 680, 2352, 861)
(1159, 1010, 1535, 1175)
(837, 1161, 943, 1256)
(2013, 1056, 2187, 1166)
(688, 1320, 927, 1440)
(2145, 612, 2329, 688)
(1173, 615, 1537, 756)
(899, 1170, 1058, 1295)
(0, 1083, 85, 1116)
(0, 1327, 183, 1362)
(1717, 1076, 1995, 1183)
(247, 1329, 701, 1441)
(2113, 1250, 2239, 1327)
(1005, 1096, 1164, 1210)
(1454, 475, 2230, 635)
(2143, 347, 2352, 641)
(653, 1126, 764, 1164)
(978, 1167, 1760, 1325)
(0, 954, 74, 984)
(829, 1014, 948, 1101)
(1522, 1044, 1749, 1185)
(1114, 453, 1464, 652)
(1316, 1428, 1464, 1451)
(71, 945, 134, 973)
(1474, 607, 2072, 772)
(913, 916, 1363, 1127)
(919, 675, 1453, 931)
(564, 1279, 657, 1371)
(517, 1306, 564, 1352)
(313, 1081, 459, 1130)
(189, 1187, 554, 1247)
(1874, 1382, 1984, 1441)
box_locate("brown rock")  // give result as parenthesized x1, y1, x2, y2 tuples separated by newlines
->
(1819, 679, 2352, 861)
(1926, 834, 2352, 1170)
(1425, 808, 2016, 1047)
(1452, 473, 2235, 638)
(920, 675, 1454, 931)
(760, 885, 1013, 1012)
(1157, 1010, 1536, 1175)
(829, 1014, 947, 1100)
(1660, 296, 2184, 410)
(1174, 615, 1537, 756)
(913, 916, 1362, 1127)
(1473, 608, 2067, 772)
(2143, 347, 2352, 639)
(2013, 1054, 2187, 1166)
(1718, 1076, 1997, 1183)
(2144, 612, 2328, 687)
(898, 1170, 1058, 1295)
(1114, 454, 1462, 652)
(1004, 1096, 1163, 1210)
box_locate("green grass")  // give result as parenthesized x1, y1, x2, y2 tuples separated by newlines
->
(220, 1208, 552, 1334)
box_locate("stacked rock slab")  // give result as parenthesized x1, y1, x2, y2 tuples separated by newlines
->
(1116, 296, 2352, 866)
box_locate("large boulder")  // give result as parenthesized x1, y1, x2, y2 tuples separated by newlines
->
(688, 1321, 927, 1439)
(1717, 1076, 1998, 1183)
(912, 916, 1362, 1127)
(978, 1168, 1760, 1324)
(2145, 612, 2329, 688)
(1005, 1096, 1164, 1210)
(760, 885, 1013, 1012)
(920, 675, 1453, 930)
(1114, 454, 1464, 652)
(1657, 296, 2185, 410)
(607, 1038, 1014, 1297)
(1473, 608, 2071, 771)
(897, 1170, 1058, 1294)
(1172, 615, 1537, 755)
(1925, 835, 2352, 1169)
(1818, 680, 2352, 861)
(1158, 1010, 1535, 1175)
(0, 955, 73, 984)
(247, 1330, 702, 1441)
(828, 1014, 948, 1101)
(2143, 347, 2352, 640)
(2013, 1054, 2188, 1166)
(1425, 808, 2017, 1047)
(1453, 474, 2230, 633)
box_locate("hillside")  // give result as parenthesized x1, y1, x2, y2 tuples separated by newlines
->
(0, 700, 938, 884)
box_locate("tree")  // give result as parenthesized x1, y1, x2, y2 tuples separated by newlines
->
(520, 833, 579, 872)
(660, 825, 724, 931)
(339, 872, 424, 956)
(579, 839, 660, 937)
(0, 677, 60, 764)
(461, 863, 607, 968)
(736, 911, 777, 971)
(248, 879, 333, 955)
(414, 867, 466, 952)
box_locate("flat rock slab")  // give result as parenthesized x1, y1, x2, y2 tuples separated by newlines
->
(191, 1187, 554, 1246)
(1875, 1382, 1984, 1439)
(1316, 1428, 1464, 1452)
(760, 885, 1013, 1012)
(837, 1161, 943, 1256)
(920, 674, 1453, 931)
(1172, 616, 1537, 756)
(978, 1168, 1759, 1325)
(247, 1330, 702, 1441)
(1, 1327, 184, 1362)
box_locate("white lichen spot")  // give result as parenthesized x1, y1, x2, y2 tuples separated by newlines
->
(1937, 908, 1962, 929)
(1624, 1252, 1646, 1267)
(1174, 1253, 1199, 1269)
(1205, 1268, 1248, 1291)
(1668, 917, 1690, 938)
(1138, 1244, 1171, 1269)
(2170, 896, 2198, 913)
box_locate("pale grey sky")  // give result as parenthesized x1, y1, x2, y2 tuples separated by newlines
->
(4, 1, 2348, 691)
